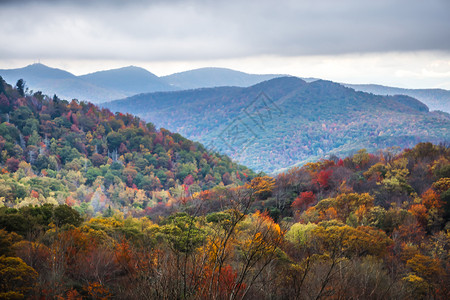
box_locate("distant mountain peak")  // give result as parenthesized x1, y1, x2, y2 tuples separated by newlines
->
(162, 67, 284, 89)
(28, 62, 46, 68)
(262, 75, 302, 84)
(310, 79, 348, 88)
(246, 76, 305, 91)
(78, 65, 176, 96)
(81, 65, 158, 78)
(13, 63, 76, 79)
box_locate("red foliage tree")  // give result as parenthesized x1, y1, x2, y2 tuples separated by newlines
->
(183, 174, 194, 186)
(0, 93, 10, 113)
(118, 142, 128, 154)
(70, 124, 80, 133)
(291, 191, 316, 211)
(154, 132, 164, 145)
(313, 169, 333, 188)
(6, 157, 20, 172)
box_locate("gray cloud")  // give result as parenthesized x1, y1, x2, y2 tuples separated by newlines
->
(0, 0, 449, 61)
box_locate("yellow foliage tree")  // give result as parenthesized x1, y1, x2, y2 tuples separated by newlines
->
(0, 256, 38, 298)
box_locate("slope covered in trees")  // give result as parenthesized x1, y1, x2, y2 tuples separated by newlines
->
(0, 76, 256, 217)
(1, 72, 449, 299)
(0, 142, 449, 299)
(104, 77, 450, 173)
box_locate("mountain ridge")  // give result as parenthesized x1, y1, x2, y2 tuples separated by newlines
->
(161, 67, 283, 89)
(0, 63, 126, 102)
(1, 63, 449, 113)
(0, 64, 286, 103)
(79, 65, 177, 95)
(103, 77, 450, 173)
(344, 83, 450, 113)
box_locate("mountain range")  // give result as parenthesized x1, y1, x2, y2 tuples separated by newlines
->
(1, 63, 449, 173)
(103, 77, 450, 173)
(0, 64, 175, 103)
(0, 64, 282, 103)
(2, 63, 448, 114)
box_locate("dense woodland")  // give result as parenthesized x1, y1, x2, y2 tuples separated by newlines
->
(105, 77, 450, 173)
(0, 78, 449, 299)
(0, 77, 256, 217)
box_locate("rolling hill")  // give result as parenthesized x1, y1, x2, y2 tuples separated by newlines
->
(103, 77, 450, 173)
(0, 64, 178, 103)
(344, 83, 450, 113)
(161, 67, 282, 89)
(2, 64, 448, 115)
(79, 65, 176, 95)
(0, 63, 125, 103)
(0, 76, 255, 214)
(0, 64, 284, 103)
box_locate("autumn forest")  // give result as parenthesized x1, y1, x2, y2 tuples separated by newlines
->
(0, 75, 449, 300)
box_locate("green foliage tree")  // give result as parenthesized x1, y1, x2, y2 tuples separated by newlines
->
(15, 79, 25, 97)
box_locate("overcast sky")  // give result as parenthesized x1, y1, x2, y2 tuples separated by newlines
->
(1, 0, 449, 88)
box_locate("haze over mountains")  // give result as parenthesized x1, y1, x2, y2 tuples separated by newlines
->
(161, 67, 282, 90)
(0, 64, 175, 103)
(345, 83, 450, 113)
(1, 63, 448, 113)
(0, 64, 282, 103)
(1, 63, 449, 114)
(79, 66, 176, 96)
(1, 63, 449, 173)
(104, 77, 450, 173)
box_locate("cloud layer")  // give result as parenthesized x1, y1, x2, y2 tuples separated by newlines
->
(1, 0, 449, 61)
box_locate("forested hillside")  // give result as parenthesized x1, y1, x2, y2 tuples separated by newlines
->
(1, 0, 449, 299)
(1, 139, 449, 299)
(0, 74, 449, 300)
(104, 77, 450, 173)
(0, 77, 255, 217)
